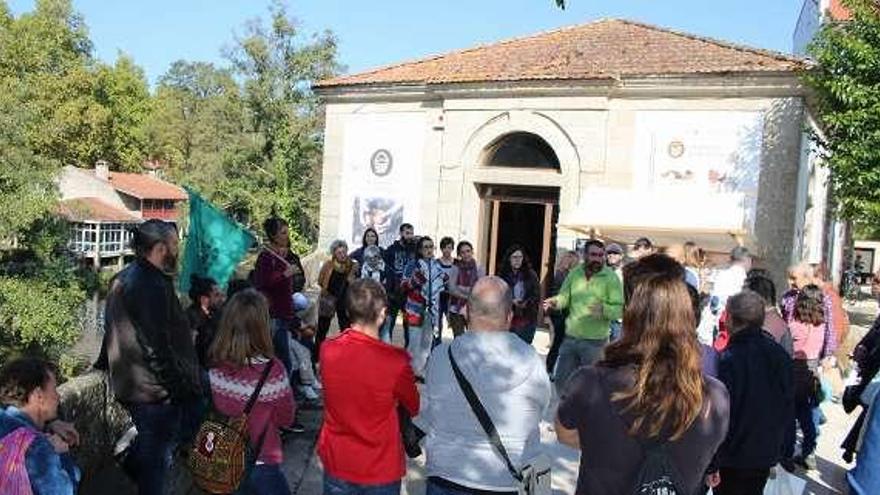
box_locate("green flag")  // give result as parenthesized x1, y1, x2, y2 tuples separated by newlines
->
(179, 188, 256, 293)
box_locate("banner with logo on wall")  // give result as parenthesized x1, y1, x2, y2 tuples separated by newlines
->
(339, 113, 425, 248)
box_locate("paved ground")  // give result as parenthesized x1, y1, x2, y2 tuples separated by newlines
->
(285, 298, 877, 495)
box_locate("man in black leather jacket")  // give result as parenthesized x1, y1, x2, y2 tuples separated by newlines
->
(102, 219, 201, 495)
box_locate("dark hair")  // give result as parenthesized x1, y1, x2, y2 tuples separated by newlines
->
(399, 223, 414, 233)
(227, 278, 253, 299)
(744, 274, 776, 306)
(347, 278, 388, 325)
(0, 357, 57, 408)
(634, 237, 653, 249)
(731, 246, 750, 262)
(456, 240, 473, 255)
(686, 283, 703, 328)
(795, 284, 825, 326)
(440, 236, 455, 249)
(188, 274, 218, 303)
(416, 236, 434, 260)
(131, 219, 177, 258)
(623, 254, 685, 306)
(263, 217, 288, 240)
(500, 244, 533, 274)
(583, 239, 605, 252)
(361, 228, 379, 248)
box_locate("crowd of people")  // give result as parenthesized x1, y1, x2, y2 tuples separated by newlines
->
(4, 216, 880, 495)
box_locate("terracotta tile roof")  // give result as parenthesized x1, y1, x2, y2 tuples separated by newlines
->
(316, 19, 805, 88)
(59, 198, 141, 223)
(106, 171, 187, 201)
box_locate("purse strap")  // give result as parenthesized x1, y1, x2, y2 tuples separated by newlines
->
(448, 346, 523, 482)
(243, 360, 274, 416)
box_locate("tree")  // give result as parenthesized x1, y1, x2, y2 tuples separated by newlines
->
(805, 0, 880, 223)
(148, 60, 249, 196)
(221, 1, 340, 249)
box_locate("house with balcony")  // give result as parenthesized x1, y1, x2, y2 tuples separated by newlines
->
(58, 160, 187, 268)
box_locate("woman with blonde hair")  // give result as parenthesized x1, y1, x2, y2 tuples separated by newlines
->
(317, 239, 359, 358)
(556, 269, 729, 494)
(207, 289, 295, 494)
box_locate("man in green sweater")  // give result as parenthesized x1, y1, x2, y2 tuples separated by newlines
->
(543, 239, 623, 393)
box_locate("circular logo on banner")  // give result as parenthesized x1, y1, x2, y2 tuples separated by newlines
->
(667, 141, 685, 159)
(370, 149, 393, 177)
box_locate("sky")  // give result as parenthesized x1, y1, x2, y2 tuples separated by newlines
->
(9, 0, 807, 86)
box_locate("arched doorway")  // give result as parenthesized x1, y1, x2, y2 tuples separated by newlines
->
(480, 132, 561, 286)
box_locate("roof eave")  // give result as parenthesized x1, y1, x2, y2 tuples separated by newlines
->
(316, 71, 808, 103)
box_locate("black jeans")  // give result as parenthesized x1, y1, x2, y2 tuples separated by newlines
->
(714, 467, 770, 495)
(317, 302, 350, 361)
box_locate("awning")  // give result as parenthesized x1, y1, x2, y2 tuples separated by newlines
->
(558, 223, 752, 254)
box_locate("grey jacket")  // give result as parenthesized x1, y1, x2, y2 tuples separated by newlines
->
(419, 331, 552, 491)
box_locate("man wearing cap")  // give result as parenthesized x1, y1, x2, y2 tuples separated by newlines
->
(605, 243, 625, 341)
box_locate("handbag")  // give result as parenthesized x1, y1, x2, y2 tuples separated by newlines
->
(448, 347, 551, 495)
(188, 361, 274, 494)
(319, 294, 337, 318)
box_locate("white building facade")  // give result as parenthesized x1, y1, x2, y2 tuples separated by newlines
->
(315, 19, 830, 288)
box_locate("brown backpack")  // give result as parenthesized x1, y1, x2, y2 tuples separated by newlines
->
(188, 361, 273, 494)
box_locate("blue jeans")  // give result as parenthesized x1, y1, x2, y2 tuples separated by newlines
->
(124, 402, 182, 495)
(272, 318, 294, 376)
(323, 473, 401, 495)
(555, 336, 607, 395)
(238, 464, 290, 495)
(384, 300, 410, 347)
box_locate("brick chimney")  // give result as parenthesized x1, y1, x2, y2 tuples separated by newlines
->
(95, 160, 109, 180)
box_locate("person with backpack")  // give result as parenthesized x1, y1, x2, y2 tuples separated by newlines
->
(0, 357, 80, 495)
(206, 289, 295, 494)
(318, 278, 419, 495)
(710, 291, 794, 494)
(555, 269, 730, 495)
(782, 284, 827, 471)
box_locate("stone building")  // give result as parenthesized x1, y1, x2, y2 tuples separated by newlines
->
(314, 19, 830, 287)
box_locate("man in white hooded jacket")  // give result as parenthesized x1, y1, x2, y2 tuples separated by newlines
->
(419, 276, 552, 493)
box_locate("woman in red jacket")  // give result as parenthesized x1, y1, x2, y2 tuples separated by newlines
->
(318, 278, 419, 495)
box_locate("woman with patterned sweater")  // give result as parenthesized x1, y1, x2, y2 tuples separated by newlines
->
(207, 289, 295, 495)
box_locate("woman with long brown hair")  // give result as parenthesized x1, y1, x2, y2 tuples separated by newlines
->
(207, 289, 295, 494)
(555, 269, 729, 495)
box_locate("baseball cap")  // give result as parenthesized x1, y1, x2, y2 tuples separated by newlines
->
(606, 243, 624, 255)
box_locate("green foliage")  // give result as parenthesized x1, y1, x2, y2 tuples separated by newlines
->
(0, 276, 85, 362)
(804, 0, 880, 221)
(150, 1, 340, 251)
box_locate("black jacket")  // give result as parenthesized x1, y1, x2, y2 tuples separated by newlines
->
(715, 327, 794, 469)
(384, 240, 416, 297)
(103, 259, 201, 404)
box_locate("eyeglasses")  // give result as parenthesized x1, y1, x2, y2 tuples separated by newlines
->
(423, 245, 435, 250)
